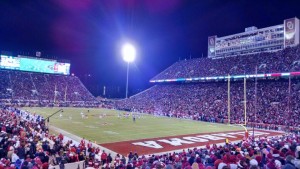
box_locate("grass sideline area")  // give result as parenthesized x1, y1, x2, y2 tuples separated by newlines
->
(23, 107, 243, 144)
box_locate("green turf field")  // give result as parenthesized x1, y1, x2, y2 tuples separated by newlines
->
(23, 107, 243, 144)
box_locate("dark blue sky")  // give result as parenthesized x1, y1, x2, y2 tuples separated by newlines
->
(0, 0, 300, 96)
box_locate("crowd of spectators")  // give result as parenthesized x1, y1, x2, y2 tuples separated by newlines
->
(120, 134, 300, 169)
(0, 106, 120, 169)
(0, 73, 11, 99)
(151, 46, 300, 80)
(0, 46, 300, 168)
(115, 45, 300, 132)
(1, 105, 300, 169)
(115, 78, 300, 131)
(0, 70, 97, 106)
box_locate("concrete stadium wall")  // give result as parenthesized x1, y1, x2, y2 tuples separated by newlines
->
(49, 161, 86, 169)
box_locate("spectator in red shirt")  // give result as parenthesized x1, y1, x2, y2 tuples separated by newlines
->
(101, 150, 107, 165)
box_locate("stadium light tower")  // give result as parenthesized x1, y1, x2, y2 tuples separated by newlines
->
(122, 43, 136, 98)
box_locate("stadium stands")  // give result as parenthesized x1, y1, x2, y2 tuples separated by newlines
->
(0, 70, 97, 107)
(116, 79, 300, 130)
(1, 37, 300, 169)
(0, 72, 11, 99)
(151, 46, 300, 80)
(1, 106, 299, 169)
(116, 46, 300, 131)
(0, 106, 90, 168)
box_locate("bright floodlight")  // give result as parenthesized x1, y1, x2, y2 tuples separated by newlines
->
(122, 43, 136, 62)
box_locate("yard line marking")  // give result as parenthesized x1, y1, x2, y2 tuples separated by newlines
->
(72, 121, 83, 124)
(104, 131, 119, 135)
(85, 125, 99, 129)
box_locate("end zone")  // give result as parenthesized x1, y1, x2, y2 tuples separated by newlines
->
(100, 129, 284, 156)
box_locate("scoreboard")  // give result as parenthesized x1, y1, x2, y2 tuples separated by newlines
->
(0, 55, 20, 69)
(0, 55, 70, 75)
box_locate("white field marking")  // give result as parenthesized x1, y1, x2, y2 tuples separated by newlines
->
(84, 125, 99, 129)
(135, 130, 284, 156)
(103, 131, 119, 135)
(130, 131, 279, 150)
(132, 141, 163, 149)
(48, 125, 119, 158)
(58, 118, 69, 121)
(72, 121, 83, 124)
(95, 121, 114, 124)
(142, 140, 243, 157)
(207, 125, 217, 127)
(157, 138, 194, 146)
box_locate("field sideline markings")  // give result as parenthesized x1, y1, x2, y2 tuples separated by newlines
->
(48, 125, 119, 158)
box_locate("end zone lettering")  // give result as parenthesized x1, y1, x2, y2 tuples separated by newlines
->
(132, 131, 269, 149)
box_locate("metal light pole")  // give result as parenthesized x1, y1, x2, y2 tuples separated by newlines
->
(122, 43, 136, 98)
(125, 62, 130, 98)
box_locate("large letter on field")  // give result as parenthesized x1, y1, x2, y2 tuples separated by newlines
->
(158, 138, 194, 146)
(212, 133, 236, 138)
(132, 141, 163, 149)
(182, 137, 209, 142)
(197, 135, 224, 140)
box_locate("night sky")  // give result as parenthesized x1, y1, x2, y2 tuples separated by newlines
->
(0, 0, 300, 97)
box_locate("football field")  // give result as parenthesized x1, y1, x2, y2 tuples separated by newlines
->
(23, 107, 282, 155)
(24, 107, 243, 143)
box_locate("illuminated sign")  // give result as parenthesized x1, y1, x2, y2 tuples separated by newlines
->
(150, 72, 300, 83)
(0, 55, 70, 75)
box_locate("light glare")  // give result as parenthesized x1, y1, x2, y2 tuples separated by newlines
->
(122, 43, 136, 62)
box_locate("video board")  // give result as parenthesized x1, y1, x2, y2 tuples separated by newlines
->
(0, 55, 70, 75)
(0, 55, 20, 69)
(19, 57, 56, 73)
(53, 62, 70, 75)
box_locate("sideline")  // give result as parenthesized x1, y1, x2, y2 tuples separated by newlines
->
(49, 125, 119, 157)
